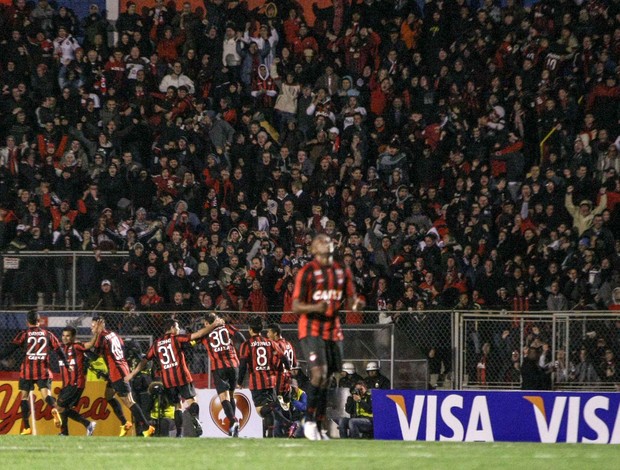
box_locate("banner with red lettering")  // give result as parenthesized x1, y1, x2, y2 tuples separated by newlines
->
(0, 380, 132, 436)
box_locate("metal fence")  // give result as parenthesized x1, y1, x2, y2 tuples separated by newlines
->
(0, 310, 429, 390)
(0, 251, 129, 310)
(454, 311, 620, 392)
(1, 309, 618, 391)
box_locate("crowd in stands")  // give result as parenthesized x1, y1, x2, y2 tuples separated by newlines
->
(0, 0, 619, 343)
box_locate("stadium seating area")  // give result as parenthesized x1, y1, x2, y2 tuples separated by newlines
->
(0, 0, 618, 324)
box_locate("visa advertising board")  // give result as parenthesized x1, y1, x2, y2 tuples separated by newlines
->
(373, 390, 620, 444)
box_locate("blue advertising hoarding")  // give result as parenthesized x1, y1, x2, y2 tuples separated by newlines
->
(373, 390, 620, 444)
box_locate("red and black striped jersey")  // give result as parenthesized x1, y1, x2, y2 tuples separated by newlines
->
(238, 334, 279, 391)
(293, 259, 356, 341)
(59, 342, 88, 388)
(11, 327, 62, 380)
(146, 333, 193, 388)
(94, 329, 129, 382)
(201, 324, 240, 371)
(274, 337, 296, 394)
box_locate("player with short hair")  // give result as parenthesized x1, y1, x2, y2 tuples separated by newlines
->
(292, 234, 363, 440)
(202, 312, 245, 437)
(57, 326, 98, 436)
(91, 316, 154, 437)
(127, 316, 224, 437)
(0, 310, 65, 434)
(238, 316, 291, 437)
(266, 323, 297, 437)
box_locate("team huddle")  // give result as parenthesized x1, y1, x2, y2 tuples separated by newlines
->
(1, 234, 361, 439)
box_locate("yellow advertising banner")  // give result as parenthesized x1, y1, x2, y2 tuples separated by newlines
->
(0, 381, 133, 436)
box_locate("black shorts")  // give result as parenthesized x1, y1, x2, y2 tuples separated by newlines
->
(108, 378, 132, 397)
(213, 367, 238, 395)
(164, 383, 196, 404)
(300, 337, 343, 376)
(251, 388, 276, 409)
(57, 385, 84, 409)
(19, 378, 52, 393)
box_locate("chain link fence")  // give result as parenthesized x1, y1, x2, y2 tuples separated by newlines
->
(2, 309, 618, 391)
(455, 311, 620, 391)
(553, 313, 620, 390)
(0, 310, 429, 390)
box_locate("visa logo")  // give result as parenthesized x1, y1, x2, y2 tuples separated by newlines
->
(525, 396, 620, 444)
(387, 394, 494, 442)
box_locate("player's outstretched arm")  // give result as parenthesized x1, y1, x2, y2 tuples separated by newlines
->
(292, 299, 328, 315)
(190, 317, 225, 341)
(126, 358, 148, 382)
(82, 328, 101, 350)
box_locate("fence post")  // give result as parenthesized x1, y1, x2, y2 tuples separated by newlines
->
(551, 314, 557, 389)
(207, 356, 211, 391)
(519, 316, 525, 367)
(453, 311, 461, 390)
(390, 323, 395, 389)
(72, 253, 77, 310)
(566, 315, 571, 380)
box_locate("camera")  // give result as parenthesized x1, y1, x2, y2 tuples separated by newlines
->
(351, 389, 360, 396)
(151, 383, 164, 396)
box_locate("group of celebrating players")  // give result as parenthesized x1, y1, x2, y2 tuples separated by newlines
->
(1, 234, 363, 440)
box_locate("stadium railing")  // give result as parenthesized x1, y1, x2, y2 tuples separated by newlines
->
(0, 251, 129, 310)
(454, 310, 620, 392)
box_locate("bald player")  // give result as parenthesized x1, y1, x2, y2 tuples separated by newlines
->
(292, 234, 363, 440)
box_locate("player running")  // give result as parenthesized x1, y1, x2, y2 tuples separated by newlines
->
(57, 326, 98, 436)
(127, 316, 224, 437)
(292, 234, 363, 440)
(91, 316, 154, 437)
(0, 310, 65, 434)
(238, 316, 291, 437)
(202, 312, 245, 437)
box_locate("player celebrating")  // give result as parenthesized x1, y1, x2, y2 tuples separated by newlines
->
(91, 316, 154, 437)
(0, 310, 65, 434)
(127, 316, 225, 437)
(202, 312, 245, 437)
(57, 326, 98, 436)
(292, 234, 363, 440)
(238, 316, 291, 437)
(266, 323, 297, 436)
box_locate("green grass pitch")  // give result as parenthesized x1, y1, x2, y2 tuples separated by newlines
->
(0, 436, 617, 470)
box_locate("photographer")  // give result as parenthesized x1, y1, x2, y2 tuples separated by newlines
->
(339, 381, 373, 439)
(145, 381, 176, 436)
(288, 379, 307, 438)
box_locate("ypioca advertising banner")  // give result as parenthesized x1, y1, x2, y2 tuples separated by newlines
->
(0, 380, 132, 436)
(373, 390, 620, 444)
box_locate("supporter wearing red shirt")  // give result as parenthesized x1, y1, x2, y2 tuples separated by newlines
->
(151, 25, 185, 64)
